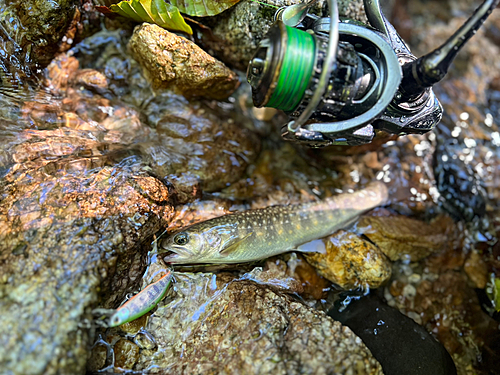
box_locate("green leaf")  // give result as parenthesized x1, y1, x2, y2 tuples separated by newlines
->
(109, 0, 193, 34)
(170, 0, 241, 17)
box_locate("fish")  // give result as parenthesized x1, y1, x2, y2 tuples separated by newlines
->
(108, 269, 174, 327)
(158, 181, 388, 264)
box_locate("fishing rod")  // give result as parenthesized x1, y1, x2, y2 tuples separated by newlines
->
(246, 0, 500, 147)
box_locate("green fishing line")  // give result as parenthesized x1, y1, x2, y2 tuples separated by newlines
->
(266, 26, 316, 112)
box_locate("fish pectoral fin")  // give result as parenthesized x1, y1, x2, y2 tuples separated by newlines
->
(295, 239, 327, 254)
(219, 232, 253, 256)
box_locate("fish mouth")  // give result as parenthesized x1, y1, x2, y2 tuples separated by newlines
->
(162, 250, 179, 263)
(158, 248, 179, 263)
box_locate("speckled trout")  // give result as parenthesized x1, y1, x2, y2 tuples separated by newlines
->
(158, 182, 388, 264)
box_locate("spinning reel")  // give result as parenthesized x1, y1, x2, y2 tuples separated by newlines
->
(247, 0, 499, 147)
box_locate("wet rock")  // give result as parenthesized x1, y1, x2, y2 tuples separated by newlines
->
(118, 314, 149, 335)
(0, 51, 179, 374)
(303, 230, 392, 290)
(221, 141, 338, 204)
(0, 26, 266, 374)
(47, 54, 108, 95)
(385, 5, 500, 372)
(242, 258, 305, 294)
(166, 199, 234, 232)
(0, 153, 174, 375)
(0, 0, 100, 84)
(92, 272, 383, 374)
(239, 254, 331, 299)
(328, 294, 457, 375)
(8, 0, 78, 64)
(68, 31, 260, 193)
(46, 53, 81, 93)
(463, 250, 488, 289)
(87, 343, 108, 373)
(128, 23, 240, 100)
(114, 339, 140, 369)
(197, 0, 365, 70)
(69, 29, 151, 109)
(72, 69, 109, 92)
(289, 254, 332, 300)
(358, 215, 455, 261)
(305, 131, 438, 218)
(134, 331, 157, 350)
(433, 137, 487, 222)
(49, 52, 259, 195)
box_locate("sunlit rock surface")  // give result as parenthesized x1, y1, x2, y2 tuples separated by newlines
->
(0, 30, 259, 374)
(128, 23, 240, 100)
(303, 230, 392, 289)
(0, 137, 174, 374)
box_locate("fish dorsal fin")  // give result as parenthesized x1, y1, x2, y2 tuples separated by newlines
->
(219, 232, 253, 256)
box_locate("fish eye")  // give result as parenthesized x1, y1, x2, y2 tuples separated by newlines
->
(173, 232, 189, 246)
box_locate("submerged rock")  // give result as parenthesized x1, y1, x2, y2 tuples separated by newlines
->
(128, 23, 240, 100)
(142, 90, 260, 192)
(386, 267, 500, 375)
(303, 230, 392, 290)
(91, 272, 383, 374)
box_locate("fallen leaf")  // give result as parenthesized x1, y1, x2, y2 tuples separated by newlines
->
(170, 0, 241, 16)
(97, 0, 193, 34)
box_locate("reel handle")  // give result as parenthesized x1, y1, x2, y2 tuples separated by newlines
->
(400, 0, 500, 100)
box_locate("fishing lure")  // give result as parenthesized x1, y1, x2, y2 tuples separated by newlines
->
(108, 269, 174, 327)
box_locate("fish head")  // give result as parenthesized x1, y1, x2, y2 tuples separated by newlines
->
(108, 307, 131, 327)
(159, 222, 243, 264)
(159, 226, 215, 264)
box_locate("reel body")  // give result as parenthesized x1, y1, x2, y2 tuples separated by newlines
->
(247, 0, 499, 147)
